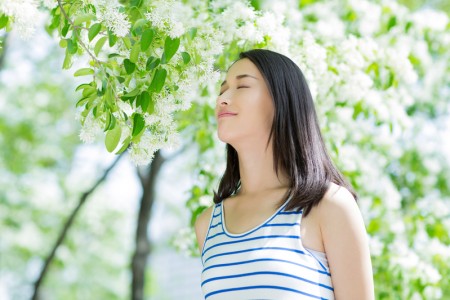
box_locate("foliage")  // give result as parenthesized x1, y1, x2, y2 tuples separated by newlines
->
(1, 0, 449, 299)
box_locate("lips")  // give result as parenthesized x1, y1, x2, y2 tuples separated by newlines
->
(218, 112, 237, 118)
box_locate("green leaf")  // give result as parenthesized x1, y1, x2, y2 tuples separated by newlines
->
(76, 93, 96, 107)
(75, 83, 92, 91)
(73, 13, 96, 26)
(88, 23, 102, 41)
(94, 36, 107, 56)
(104, 111, 116, 131)
(149, 68, 167, 92)
(132, 113, 145, 137)
(59, 39, 68, 48)
(93, 105, 100, 118)
(146, 97, 155, 114)
(140, 91, 150, 111)
(82, 86, 96, 97)
(385, 71, 395, 89)
(0, 15, 9, 29)
(67, 39, 78, 54)
(122, 88, 140, 99)
(124, 59, 135, 74)
(387, 16, 397, 31)
(188, 27, 197, 39)
(122, 37, 131, 49)
(104, 111, 111, 131)
(141, 28, 154, 51)
(130, 42, 141, 63)
(132, 18, 148, 32)
(61, 22, 70, 37)
(81, 107, 91, 118)
(116, 135, 131, 154)
(108, 30, 117, 47)
(74, 68, 95, 77)
(131, 0, 143, 8)
(181, 52, 191, 64)
(104, 87, 115, 108)
(146, 56, 160, 71)
(162, 37, 180, 64)
(105, 124, 122, 152)
(62, 52, 72, 69)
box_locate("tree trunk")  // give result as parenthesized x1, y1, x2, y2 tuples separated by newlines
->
(131, 150, 165, 300)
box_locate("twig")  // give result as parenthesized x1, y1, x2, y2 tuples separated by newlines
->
(31, 153, 124, 300)
(57, 0, 102, 64)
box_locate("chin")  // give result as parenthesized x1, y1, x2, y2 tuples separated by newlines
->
(217, 130, 235, 144)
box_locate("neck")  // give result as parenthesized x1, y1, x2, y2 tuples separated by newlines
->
(232, 139, 290, 197)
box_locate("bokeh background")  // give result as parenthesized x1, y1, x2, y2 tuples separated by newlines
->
(1, 0, 449, 299)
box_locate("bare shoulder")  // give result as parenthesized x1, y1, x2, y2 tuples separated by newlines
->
(194, 204, 215, 254)
(317, 182, 359, 221)
(317, 182, 374, 299)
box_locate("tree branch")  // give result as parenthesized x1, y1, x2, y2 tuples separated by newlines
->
(32, 153, 124, 300)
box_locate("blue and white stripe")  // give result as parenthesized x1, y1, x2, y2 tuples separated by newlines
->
(201, 197, 335, 300)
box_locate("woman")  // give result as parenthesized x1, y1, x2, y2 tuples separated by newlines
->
(194, 49, 374, 299)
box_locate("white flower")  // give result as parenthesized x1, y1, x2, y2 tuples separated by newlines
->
(95, 0, 130, 37)
(144, 114, 160, 126)
(235, 21, 263, 44)
(164, 130, 181, 151)
(172, 227, 197, 257)
(198, 195, 212, 207)
(116, 99, 133, 116)
(0, 0, 40, 38)
(423, 286, 443, 299)
(339, 71, 373, 104)
(41, 0, 57, 9)
(348, 0, 382, 36)
(368, 235, 383, 256)
(128, 132, 158, 165)
(412, 8, 449, 32)
(79, 111, 103, 143)
(384, 48, 418, 84)
(145, 0, 189, 38)
(168, 21, 185, 39)
(417, 262, 441, 284)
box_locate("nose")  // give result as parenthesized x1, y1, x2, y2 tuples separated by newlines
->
(216, 95, 229, 117)
(216, 94, 229, 108)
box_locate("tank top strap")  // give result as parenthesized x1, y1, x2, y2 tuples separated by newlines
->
(201, 202, 223, 265)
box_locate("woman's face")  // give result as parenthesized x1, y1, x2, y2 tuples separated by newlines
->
(215, 58, 274, 145)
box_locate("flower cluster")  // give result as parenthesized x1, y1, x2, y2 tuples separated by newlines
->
(0, 0, 40, 38)
(94, 0, 130, 37)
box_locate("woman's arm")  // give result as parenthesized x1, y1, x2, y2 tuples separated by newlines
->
(194, 205, 214, 254)
(319, 185, 375, 300)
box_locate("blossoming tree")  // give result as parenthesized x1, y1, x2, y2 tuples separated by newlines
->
(1, 0, 449, 299)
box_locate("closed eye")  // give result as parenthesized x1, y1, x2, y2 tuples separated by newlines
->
(219, 86, 249, 96)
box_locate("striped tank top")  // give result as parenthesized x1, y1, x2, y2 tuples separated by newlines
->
(200, 196, 335, 300)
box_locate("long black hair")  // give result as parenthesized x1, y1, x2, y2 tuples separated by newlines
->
(212, 49, 357, 217)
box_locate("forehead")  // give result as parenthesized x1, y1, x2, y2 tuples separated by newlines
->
(227, 58, 261, 79)
(221, 58, 261, 86)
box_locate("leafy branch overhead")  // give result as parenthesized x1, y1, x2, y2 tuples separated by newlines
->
(48, 0, 193, 166)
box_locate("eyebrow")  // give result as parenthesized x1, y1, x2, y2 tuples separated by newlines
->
(220, 74, 258, 87)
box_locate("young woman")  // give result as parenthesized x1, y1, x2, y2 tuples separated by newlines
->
(194, 49, 374, 300)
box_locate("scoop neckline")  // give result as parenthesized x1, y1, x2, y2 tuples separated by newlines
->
(221, 194, 293, 238)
